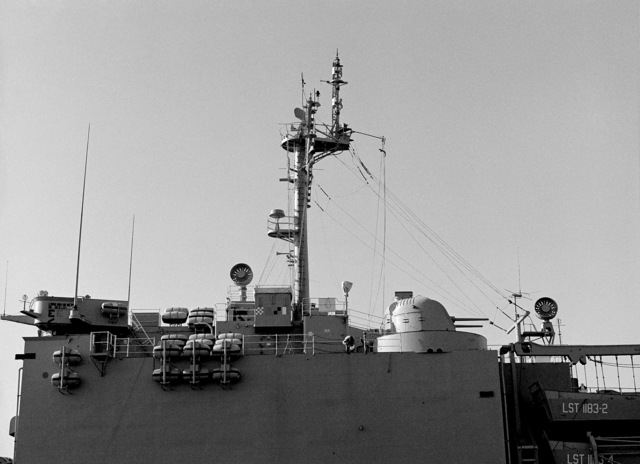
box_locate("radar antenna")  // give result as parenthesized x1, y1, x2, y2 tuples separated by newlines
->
(230, 263, 253, 286)
(230, 263, 253, 303)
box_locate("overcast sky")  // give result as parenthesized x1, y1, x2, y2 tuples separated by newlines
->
(0, 0, 638, 457)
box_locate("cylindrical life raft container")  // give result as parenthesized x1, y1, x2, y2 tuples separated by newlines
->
(153, 339, 184, 358)
(100, 302, 128, 316)
(51, 371, 81, 388)
(182, 339, 212, 358)
(152, 366, 181, 384)
(182, 366, 212, 384)
(188, 308, 215, 326)
(162, 307, 189, 324)
(53, 349, 82, 365)
(212, 365, 241, 384)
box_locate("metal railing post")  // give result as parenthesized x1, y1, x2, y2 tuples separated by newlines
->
(14, 367, 22, 464)
(162, 339, 167, 385)
(59, 347, 66, 392)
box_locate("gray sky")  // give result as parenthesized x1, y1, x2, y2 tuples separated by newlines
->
(1, 0, 638, 457)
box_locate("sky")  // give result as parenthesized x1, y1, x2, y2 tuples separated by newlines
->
(0, 0, 639, 458)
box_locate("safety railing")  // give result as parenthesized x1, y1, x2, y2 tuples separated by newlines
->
(226, 286, 256, 303)
(115, 336, 156, 357)
(90, 331, 155, 358)
(92, 332, 375, 358)
(303, 297, 345, 315)
(572, 354, 640, 395)
(242, 334, 307, 355)
(240, 334, 348, 356)
(501, 347, 640, 395)
(90, 332, 117, 358)
(215, 307, 256, 323)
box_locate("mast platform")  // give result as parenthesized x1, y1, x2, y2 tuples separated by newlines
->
(280, 132, 351, 153)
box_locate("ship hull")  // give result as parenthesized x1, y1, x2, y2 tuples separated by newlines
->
(16, 334, 506, 463)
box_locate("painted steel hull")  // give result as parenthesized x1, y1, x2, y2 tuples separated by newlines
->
(15, 334, 506, 464)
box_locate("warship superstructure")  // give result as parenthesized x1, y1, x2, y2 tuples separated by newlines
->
(3, 55, 640, 464)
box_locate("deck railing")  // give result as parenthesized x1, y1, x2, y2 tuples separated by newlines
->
(240, 334, 348, 355)
(90, 331, 155, 358)
(499, 346, 640, 395)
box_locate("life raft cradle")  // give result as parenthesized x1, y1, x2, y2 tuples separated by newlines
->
(186, 338, 210, 388)
(182, 334, 241, 387)
(212, 333, 242, 387)
(152, 333, 243, 388)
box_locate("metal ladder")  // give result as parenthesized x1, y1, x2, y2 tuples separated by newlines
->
(129, 311, 155, 349)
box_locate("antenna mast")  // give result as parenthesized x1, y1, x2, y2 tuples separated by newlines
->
(329, 51, 347, 134)
(70, 124, 91, 321)
(3, 261, 7, 316)
(127, 215, 135, 311)
(272, 55, 353, 315)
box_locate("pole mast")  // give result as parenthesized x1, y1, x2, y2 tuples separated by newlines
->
(329, 51, 346, 135)
(293, 96, 318, 313)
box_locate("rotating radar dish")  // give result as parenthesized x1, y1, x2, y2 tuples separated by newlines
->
(534, 297, 558, 321)
(230, 263, 253, 286)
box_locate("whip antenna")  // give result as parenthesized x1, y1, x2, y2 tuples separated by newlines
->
(127, 215, 135, 313)
(70, 124, 91, 321)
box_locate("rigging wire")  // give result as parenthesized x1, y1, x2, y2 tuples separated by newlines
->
(315, 183, 488, 317)
(367, 144, 387, 325)
(323, 197, 469, 315)
(280, 114, 510, 325)
(378, 146, 387, 324)
(257, 239, 283, 286)
(341, 143, 509, 315)
(335, 149, 495, 316)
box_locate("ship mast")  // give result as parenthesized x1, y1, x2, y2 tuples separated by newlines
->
(271, 53, 351, 316)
